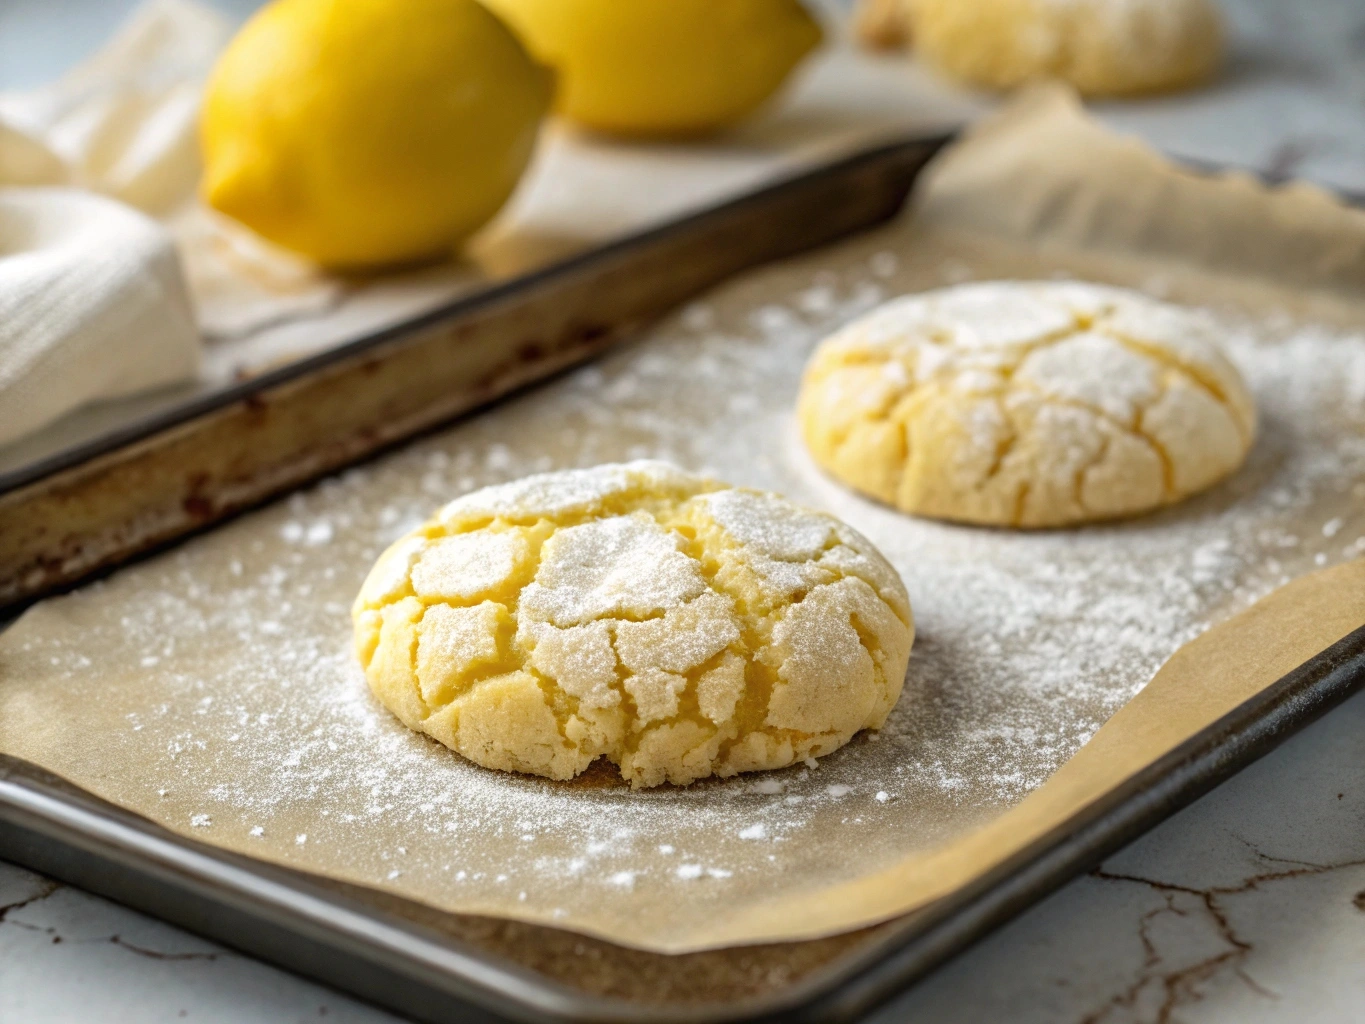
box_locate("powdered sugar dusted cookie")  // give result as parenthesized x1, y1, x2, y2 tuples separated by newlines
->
(798, 282, 1256, 528)
(352, 461, 913, 788)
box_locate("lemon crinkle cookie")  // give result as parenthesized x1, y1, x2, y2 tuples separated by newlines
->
(901, 0, 1222, 97)
(798, 282, 1256, 528)
(352, 462, 913, 788)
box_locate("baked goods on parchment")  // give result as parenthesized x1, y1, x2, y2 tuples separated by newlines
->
(354, 461, 913, 788)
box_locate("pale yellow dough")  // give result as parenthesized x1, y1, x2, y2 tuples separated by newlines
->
(798, 282, 1256, 528)
(352, 462, 913, 788)
(907, 0, 1222, 97)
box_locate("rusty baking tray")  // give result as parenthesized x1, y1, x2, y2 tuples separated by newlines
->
(2, 136, 1365, 1023)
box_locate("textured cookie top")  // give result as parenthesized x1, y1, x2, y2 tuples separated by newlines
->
(798, 282, 1256, 527)
(352, 462, 913, 788)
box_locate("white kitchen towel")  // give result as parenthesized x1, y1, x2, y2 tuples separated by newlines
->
(0, 189, 200, 447)
(0, 0, 232, 213)
(1, 0, 345, 354)
(0, 0, 227, 447)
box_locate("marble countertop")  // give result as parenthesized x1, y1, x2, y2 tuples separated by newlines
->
(3, 0, 1364, 1021)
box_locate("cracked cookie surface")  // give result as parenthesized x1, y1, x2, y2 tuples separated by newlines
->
(352, 461, 913, 788)
(797, 282, 1256, 528)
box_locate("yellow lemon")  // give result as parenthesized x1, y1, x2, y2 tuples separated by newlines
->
(201, 0, 552, 269)
(480, 0, 823, 138)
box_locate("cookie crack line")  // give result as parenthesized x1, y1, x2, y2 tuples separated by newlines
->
(1135, 410, 1179, 498)
(1005, 380, 1179, 500)
(353, 462, 912, 788)
(980, 393, 1019, 484)
(811, 315, 1087, 433)
(1104, 327, 1237, 410)
(1072, 427, 1113, 512)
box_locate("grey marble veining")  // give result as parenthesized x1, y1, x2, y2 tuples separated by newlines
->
(869, 688, 1365, 1024)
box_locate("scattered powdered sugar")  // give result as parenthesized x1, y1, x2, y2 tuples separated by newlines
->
(3, 228, 1363, 945)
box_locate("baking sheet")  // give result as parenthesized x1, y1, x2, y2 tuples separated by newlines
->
(2, 88, 1364, 954)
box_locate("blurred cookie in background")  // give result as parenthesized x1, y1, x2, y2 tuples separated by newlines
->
(853, 0, 1223, 97)
(853, 0, 914, 50)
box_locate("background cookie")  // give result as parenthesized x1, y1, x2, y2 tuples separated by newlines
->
(798, 282, 1256, 528)
(353, 461, 913, 788)
(902, 0, 1222, 96)
(854, 0, 915, 50)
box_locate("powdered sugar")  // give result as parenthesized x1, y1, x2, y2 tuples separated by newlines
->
(411, 531, 527, 602)
(519, 514, 705, 626)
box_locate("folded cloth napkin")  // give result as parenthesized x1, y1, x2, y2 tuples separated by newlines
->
(0, 188, 199, 447)
(0, 0, 231, 212)
(0, 0, 228, 448)
(1, 0, 342, 384)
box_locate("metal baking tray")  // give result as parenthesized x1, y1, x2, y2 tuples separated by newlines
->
(2, 136, 1364, 1023)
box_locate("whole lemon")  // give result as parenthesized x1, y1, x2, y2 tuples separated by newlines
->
(201, 0, 552, 268)
(480, 0, 823, 138)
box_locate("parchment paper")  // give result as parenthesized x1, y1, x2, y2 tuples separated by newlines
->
(2, 88, 1364, 953)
